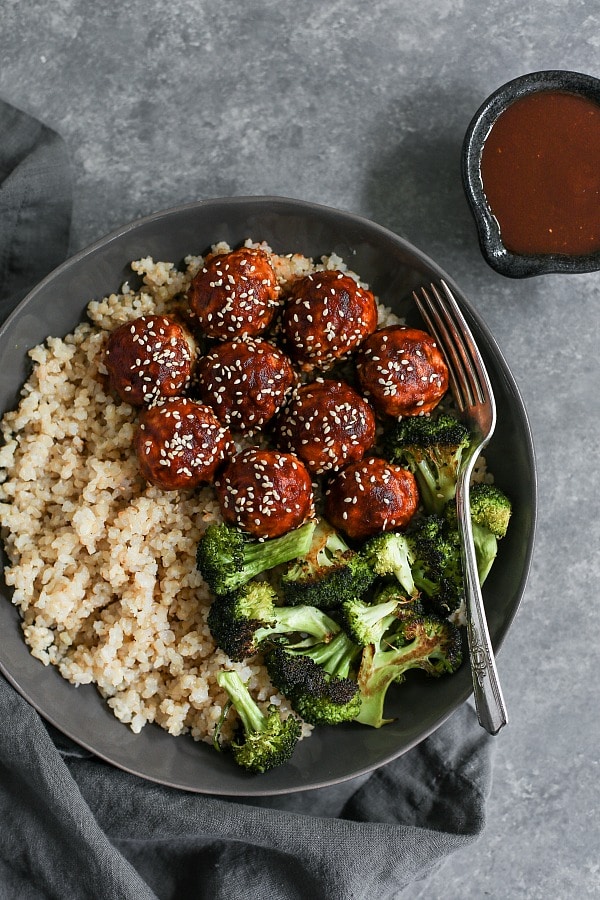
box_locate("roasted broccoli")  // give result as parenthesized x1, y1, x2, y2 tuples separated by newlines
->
(446, 482, 512, 584)
(408, 515, 464, 616)
(264, 630, 362, 725)
(215, 670, 301, 773)
(355, 613, 463, 728)
(196, 519, 316, 595)
(340, 586, 425, 647)
(370, 583, 426, 622)
(207, 581, 340, 661)
(384, 413, 471, 514)
(469, 482, 512, 538)
(280, 517, 376, 608)
(340, 596, 403, 647)
(360, 531, 418, 598)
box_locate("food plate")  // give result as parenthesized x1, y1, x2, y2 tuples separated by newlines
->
(0, 196, 536, 796)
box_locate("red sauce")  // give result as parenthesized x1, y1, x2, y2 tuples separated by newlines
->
(480, 90, 600, 255)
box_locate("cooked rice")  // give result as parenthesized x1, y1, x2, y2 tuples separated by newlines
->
(0, 240, 399, 745)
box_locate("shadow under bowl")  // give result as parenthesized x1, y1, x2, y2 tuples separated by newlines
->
(462, 70, 600, 278)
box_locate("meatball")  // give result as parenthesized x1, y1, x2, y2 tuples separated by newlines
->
(187, 247, 280, 340)
(134, 397, 233, 491)
(275, 379, 376, 475)
(355, 325, 448, 417)
(104, 315, 196, 406)
(215, 448, 314, 539)
(279, 270, 378, 370)
(324, 456, 419, 541)
(195, 338, 295, 433)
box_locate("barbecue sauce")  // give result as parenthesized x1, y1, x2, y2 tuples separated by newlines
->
(480, 90, 600, 256)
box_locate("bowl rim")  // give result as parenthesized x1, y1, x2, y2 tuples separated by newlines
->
(0, 195, 538, 794)
(461, 69, 600, 278)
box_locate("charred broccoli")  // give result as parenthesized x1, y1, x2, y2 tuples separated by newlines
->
(469, 482, 512, 538)
(196, 519, 316, 595)
(215, 670, 301, 773)
(370, 583, 426, 622)
(408, 515, 464, 616)
(355, 613, 463, 728)
(280, 518, 375, 608)
(384, 413, 471, 514)
(340, 596, 403, 648)
(264, 630, 362, 725)
(340, 586, 425, 647)
(446, 482, 512, 584)
(207, 581, 340, 661)
(360, 531, 418, 598)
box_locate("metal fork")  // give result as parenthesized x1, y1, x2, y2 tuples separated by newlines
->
(412, 279, 508, 735)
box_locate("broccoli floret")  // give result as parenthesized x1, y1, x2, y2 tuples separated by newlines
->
(384, 413, 471, 514)
(280, 518, 376, 608)
(196, 519, 316, 595)
(446, 483, 512, 584)
(208, 581, 341, 661)
(340, 582, 428, 649)
(297, 628, 359, 679)
(360, 531, 418, 597)
(215, 670, 301, 773)
(355, 614, 463, 728)
(264, 631, 362, 725)
(370, 583, 426, 622)
(408, 515, 464, 616)
(340, 596, 403, 647)
(469, 483, 512, 539)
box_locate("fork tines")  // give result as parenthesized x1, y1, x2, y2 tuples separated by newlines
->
(412, 280, 496, 434)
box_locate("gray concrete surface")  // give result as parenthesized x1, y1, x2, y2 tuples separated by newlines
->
(1, 1, 599, 896)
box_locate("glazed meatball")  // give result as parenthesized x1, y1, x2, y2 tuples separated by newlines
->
(187, 247, 280, 340)
(134, 397, 233, 491)
(215, 448, 314, 539)
(104, 315, 196, 406)
(275, 379, 376, 475)
(355, 325, 448, 418)
(324, 456, 419, 541)
(279, 270, 378, 371)
(195, 338, 295, 433)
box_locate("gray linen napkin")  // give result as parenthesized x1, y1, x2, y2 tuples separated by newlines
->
(0, 98, 494, 900)
(0, 100, 71, 314)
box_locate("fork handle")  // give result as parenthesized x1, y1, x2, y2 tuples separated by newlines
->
(456, 476, 508, 735)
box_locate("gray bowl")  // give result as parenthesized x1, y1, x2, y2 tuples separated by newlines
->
(462, 70, 600, 278)
(0, 196, 536, 796)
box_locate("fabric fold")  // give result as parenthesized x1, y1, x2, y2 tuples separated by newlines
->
(0, 99, 72, 318)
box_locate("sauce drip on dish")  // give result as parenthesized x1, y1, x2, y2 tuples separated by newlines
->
(480, 90, 600, 256)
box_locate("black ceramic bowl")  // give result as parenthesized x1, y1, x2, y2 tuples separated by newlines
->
(0, 197, 536, 796)
(462, 70, 600, 278)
